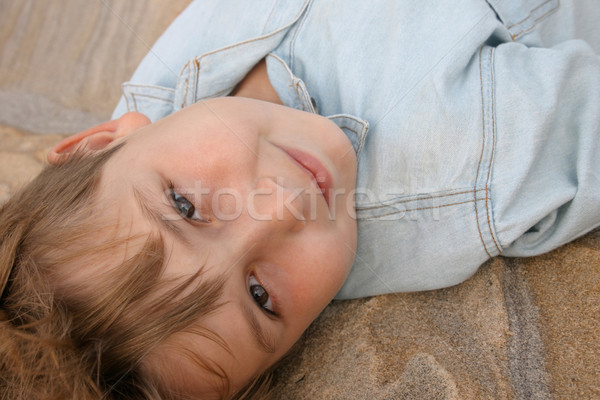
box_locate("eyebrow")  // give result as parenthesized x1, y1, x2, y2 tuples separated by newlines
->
(240, 300, 278, 354)
(132, 185, 191, 246)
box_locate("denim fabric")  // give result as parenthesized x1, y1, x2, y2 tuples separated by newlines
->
(112, 0, 600, 299)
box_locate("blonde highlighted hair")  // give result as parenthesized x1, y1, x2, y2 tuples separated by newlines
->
(0, 145, 273, 399)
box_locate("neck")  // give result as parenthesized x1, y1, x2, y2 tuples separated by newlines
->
(231, 58, 283, 105)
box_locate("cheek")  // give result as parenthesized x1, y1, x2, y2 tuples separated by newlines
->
(290, 245, 349, 304)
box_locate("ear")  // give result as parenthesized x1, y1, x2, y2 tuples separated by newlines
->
(47, 112, 151, 165)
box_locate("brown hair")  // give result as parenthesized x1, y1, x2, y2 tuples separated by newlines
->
(0, 145, 273, 399)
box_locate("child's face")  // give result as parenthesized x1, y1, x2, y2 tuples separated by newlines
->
(94, 97, 358, 394)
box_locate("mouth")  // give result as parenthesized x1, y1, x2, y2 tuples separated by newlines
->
(277, 146, 333, 207)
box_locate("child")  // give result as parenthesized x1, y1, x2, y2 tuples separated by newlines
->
(1, 0, 599, 399)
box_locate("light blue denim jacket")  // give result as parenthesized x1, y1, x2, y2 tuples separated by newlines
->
(113, 0, 600, 299)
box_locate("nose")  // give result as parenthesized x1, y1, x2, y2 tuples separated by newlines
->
(243, 177, 306, 239)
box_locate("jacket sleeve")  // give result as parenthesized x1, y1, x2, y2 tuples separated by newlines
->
(489, 39, 600, 256)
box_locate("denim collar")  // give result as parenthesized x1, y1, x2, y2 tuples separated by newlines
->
(171, 0, 368, 158)
(265, 54, 369, 157)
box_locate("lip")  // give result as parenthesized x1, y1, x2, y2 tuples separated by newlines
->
(276, 146, 333, 207)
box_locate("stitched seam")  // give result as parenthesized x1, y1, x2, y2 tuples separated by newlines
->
(191, 0, 310, 71)
(300, 81, 312, 111)
(197, 86, 236, 101)
(476, 46, 492, 258)
(531, 0, 558, 23)
(127, 94, 173, 103)
(328, 116, 369, 152)
(192, 59, 200, 104)
(288, 0, 312, 71)
(338, 126, 359, 136)
(176, 0, 311, 104)
(329, 114, 366, 125)
(130, 93, 138, 111)
(123, 88, 133, 111)
(507, 0, 559, 40)
(359, 198, 486, 221)
(486, 48, 501, 253)
(123, 84, 175, 93)
(268, 53, 310, 111)
(181, 60, 190, 109)
(506, 0, 553, 28)
(511, 7, 555, 39)
(293, 81, 308, 111)
(356, 189, 486, 211)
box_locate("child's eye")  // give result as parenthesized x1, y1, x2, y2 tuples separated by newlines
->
(249, 275, 274, 314)
(168, 188, 209, 222)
